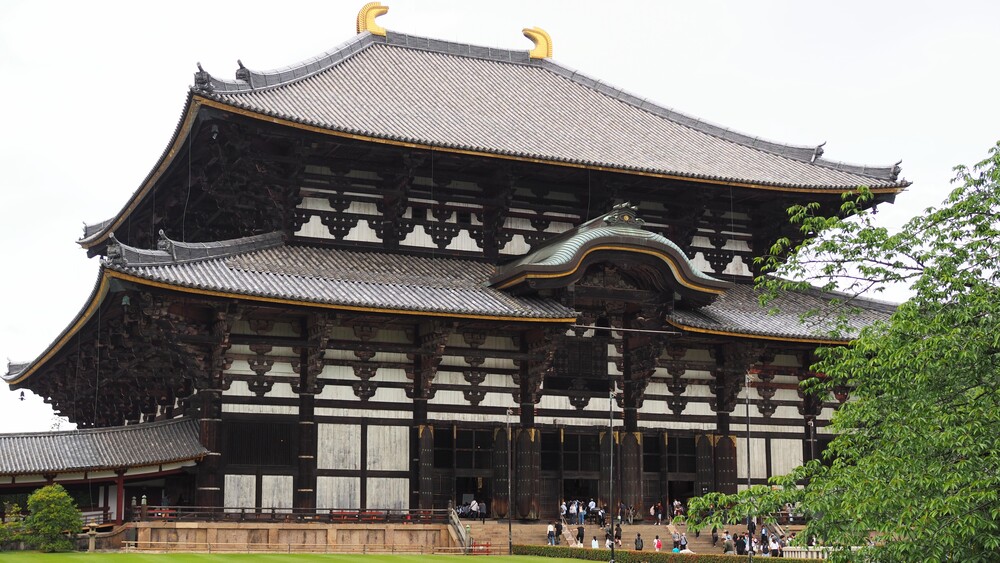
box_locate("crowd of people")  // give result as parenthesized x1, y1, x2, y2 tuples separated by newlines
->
(557, 497, 687, 528)
(717, 523, 796, 557)
(547, 497, 699, 554)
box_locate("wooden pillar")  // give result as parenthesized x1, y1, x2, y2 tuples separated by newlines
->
(491, 425, 511, 519)
(195, 388, 223, 508)
(295, 315, 327, 510)
(514, 427, 540, 519)
(295, 374, 317, 510)
(694, 434, 714, 497)
(620, 431, 643, 518)
(599, 430, 616, 513)
(416, 424, 434, 509)
(409, 322, 450, 509)
(714, 435, 738, 493)
(115, 469, 126, 525)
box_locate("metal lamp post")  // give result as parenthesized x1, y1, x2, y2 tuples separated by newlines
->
(746, 371, 754, 562)
(506, 407, 513, 556)
(609, 389, 616, 563)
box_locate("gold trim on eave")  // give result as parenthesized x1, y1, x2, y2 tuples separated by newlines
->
(8, 269, 576, 385)
(80, 95, 906, 251)
(665, 319, 852, 345)
(357, 2, 389, 36)
(494, 244, 727, 295)
(523, 27, 552, 59)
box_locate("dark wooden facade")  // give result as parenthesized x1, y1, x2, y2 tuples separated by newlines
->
(5, 18, 904, 521)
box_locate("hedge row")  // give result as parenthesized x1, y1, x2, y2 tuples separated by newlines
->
(513, 544, 817, 563)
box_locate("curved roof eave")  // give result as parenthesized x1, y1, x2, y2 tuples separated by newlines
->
(78, 93, 202, 250)
(197, 96, 911, 195)
(665, 318, 853, 346)
(6, 264, 577, 387)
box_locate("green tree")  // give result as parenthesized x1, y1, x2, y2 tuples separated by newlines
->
(23, 484, 81, 552)
(0, 503, 26, 549)
(686, 142, 1000, 562)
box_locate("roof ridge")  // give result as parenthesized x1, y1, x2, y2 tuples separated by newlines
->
(0, 416, 193, 439)
(191, 28, 902, 181)
(192, 30, 541, 95)
(106, 230, 285, 268)
(534, 59, 903, 180)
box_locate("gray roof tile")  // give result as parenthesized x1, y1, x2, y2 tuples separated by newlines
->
(196, 31, 905, 190)
(107, 238, 575, 320)
(667, 283, 896, 342)
(0, 418, 206, 475)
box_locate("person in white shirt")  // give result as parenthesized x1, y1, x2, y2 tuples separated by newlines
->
(469, 499, 479, 520)
(591, 536, 599, 549)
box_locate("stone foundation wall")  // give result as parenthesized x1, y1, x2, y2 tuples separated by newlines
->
(133, 522, 454, 552)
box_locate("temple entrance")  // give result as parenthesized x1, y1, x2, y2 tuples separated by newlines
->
(456, 475, 490, 515)
(563, 477, 599, 501)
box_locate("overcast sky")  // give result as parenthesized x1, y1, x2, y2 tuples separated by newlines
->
(2, 0, 998, 433)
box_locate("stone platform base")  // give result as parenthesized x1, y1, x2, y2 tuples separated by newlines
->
(131, 521, 458, 553)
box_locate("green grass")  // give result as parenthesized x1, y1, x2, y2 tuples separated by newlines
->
(0, 555, 556, 563)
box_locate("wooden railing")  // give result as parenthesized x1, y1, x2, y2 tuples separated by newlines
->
(134, 505, 450, 524)
(122, 541, 467, 554)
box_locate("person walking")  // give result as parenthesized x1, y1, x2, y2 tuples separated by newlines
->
(654, 535, 662, 552)
(576, 525, 585, 547)
(546, 522, 555, 546)
(712, 525, 719, 547)
(634, 533, 644, 551)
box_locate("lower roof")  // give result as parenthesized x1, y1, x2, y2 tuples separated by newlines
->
(0, 418, 206, 476)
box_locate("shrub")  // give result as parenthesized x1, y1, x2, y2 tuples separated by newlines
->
(23, 485, 81, 552)
(0, 503, 26, 550)
(513, 544, 818, 562)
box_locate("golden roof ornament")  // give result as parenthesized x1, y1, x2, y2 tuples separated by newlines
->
(357, 2, 389, 36)
(522, 27, 552, 59)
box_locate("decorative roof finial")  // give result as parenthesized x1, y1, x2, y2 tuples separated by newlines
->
(357, 2, 389, 36)
(522, 27, 552, 59)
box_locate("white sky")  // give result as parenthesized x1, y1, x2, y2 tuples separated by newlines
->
(1, 0, 998, 432)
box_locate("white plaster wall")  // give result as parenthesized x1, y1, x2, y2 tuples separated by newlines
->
(316, 407, 411, 419)
(367, 426, 409, 471)
(723, 255, 751, 276)
(224, 474, 256, 509)
(318, 423, 361, 470)
(446, 229, 482, 251)
(316, 476, 360, 509)
(367, 478, 410, 510)
(223, 380, 296, 399)
(500, 234, 529, 255)
(295, 214, 328, 238)
(261, 475, 294, 511)
(222, 404, 299, 415)
(344, 220, 380, 243)
(736, 438, 768, 480)
(400, 225, 434, 248)
(770, 439, 804, 477)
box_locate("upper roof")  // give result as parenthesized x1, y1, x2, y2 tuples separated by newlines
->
(197, 30, 906, 190)
(78, 25, 907, 249)
(0, 418, 206, 476)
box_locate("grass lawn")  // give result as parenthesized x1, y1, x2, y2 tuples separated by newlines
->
(0, 555, 558, 563)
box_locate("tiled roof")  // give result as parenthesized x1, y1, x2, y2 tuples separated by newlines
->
(195, 30, 906, 191)
(0, 418, 206, 475)
(106, 234, 576, 320)
(491, 203, 731, 303)
(667, 283, 896, 342)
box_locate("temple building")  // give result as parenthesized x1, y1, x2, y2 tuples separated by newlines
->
(3, 4, 904, 523)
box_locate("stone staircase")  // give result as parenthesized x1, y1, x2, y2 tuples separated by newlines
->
(457, 518, 722, 555)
